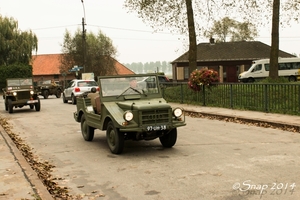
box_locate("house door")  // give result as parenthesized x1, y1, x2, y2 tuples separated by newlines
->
(226, 66, 238, 82)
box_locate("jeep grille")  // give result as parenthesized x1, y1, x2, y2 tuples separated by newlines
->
(140, 109, 170, 125)
(17, 91, 31, 99)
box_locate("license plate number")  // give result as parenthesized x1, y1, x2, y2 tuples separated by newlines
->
(147, 125, 166, 131)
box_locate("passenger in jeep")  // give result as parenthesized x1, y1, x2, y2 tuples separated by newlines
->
(129, 77, 137, 88)
(128, 77, 145, 94)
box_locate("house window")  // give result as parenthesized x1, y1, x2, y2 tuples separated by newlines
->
(184, 67, 189, 79)
(176, 67, 184, 80)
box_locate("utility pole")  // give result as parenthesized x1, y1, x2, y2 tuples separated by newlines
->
(81, 0, 86, 73)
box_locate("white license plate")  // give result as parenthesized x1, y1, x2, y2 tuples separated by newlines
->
(147, 125, 167, 131)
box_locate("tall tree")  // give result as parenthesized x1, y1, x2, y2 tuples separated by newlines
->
(0, 15, 38, 66)
(212, 0, 299, 80)
(204, 17, 236, 42)
(205, 17, 258, 42)
(232, 22, 258, 42)
(185, 0, 197, 71)
(125, 0, 300, 80)
(269, 0, 280, 79)
(124, 0, 198, 71)
(60, 29, 117, 77)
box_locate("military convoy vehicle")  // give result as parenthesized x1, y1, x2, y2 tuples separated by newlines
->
(2, 78, 41, 113)
(73, 74, 186, 154)
(35, 80, 62, 99)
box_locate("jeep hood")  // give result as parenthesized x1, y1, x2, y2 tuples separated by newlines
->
(116, 98, 170, 110)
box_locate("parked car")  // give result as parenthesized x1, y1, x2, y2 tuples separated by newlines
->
(62, 79, 99, 104)
(73, 74, 186, 154)
(157, 75, 170, 83)
(2, 78, 41, 113)
(137, 74, 170, 89)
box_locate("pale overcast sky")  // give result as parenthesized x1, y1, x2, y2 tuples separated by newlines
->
(0, 0, 299, 64)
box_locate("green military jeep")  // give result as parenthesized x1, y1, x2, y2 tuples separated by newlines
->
(35, 80, 62, 99)
(74, 74, 186, 154)
(2, 78, 41, 113)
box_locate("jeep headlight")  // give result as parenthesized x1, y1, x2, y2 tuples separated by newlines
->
(123, 111, 133, 122)
(30, 90, 34, 95)
(173, 108, 183, 118)
(13, 92, 17, 96)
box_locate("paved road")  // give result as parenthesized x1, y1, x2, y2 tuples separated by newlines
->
(0, 97, 299, 200)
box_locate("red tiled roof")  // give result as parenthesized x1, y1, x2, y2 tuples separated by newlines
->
(32, 54, 61, 75)
(31, 54, 134, 76)
(113, 59, 135, 75)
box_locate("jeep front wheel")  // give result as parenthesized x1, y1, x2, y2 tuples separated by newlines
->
(4, 100, 8, 111)
(159, 128, 177, 148)
(8, 99, 13, 113)
(106, 121, 124, 154)
(56, 90, 61, 98)
(43, 90, 49, 99)
(35, 97, 41, 111)
(80, 114, 94, 141)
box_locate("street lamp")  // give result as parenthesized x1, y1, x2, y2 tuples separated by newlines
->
(81, 0, 86, 73)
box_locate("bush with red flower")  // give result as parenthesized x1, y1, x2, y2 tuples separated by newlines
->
(188, 68, 219, 91)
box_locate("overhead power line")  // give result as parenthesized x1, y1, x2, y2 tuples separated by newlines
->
(31, 24, 79, 30)
(30, 23, 181, 36)
(88, 24, 176, 35)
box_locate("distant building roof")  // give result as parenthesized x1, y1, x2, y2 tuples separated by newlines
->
(112, 58, 135, 75)
(32, 54, 134, 76)
(172, 41, 296, 63)
(32, 54, 61, 75)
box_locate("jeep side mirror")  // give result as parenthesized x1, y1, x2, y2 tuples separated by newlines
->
(91, 87, 97, 93)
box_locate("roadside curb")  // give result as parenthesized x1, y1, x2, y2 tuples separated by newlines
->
(0, 125, 53, 200)
(182, 108, 300, 132)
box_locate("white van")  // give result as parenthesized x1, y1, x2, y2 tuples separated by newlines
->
(238, 57, 300, 82)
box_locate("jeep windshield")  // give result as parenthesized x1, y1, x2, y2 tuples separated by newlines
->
(100, 75, 159, 97)
(7, 78, 33, 86)
(40, 80, 52, 84)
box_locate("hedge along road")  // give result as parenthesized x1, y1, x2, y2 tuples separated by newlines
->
(0, 96, 299, 200)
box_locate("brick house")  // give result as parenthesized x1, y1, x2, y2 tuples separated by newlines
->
(31, 54, 134, 84)
(171, 41, 296, 82)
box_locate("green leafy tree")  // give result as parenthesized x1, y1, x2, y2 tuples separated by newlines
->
(204, 17, 258, 42)
(144, 62, 150, 73)
(124, 0, 300, 81)
(124, 0, 198, 71)
(0, 63, 32, 88)
(161, 61, 168, 72)
(221, 0, 299, 80)
(0, 15, 38, 66)
(60, 29, 117, 77)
